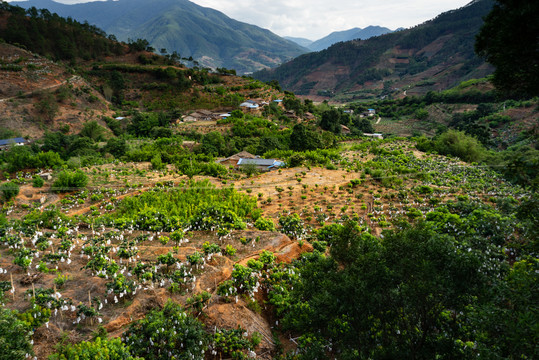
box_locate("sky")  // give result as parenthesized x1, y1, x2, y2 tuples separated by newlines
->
(10, 0, 474, 40)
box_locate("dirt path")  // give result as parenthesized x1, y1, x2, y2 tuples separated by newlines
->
(0, 75, 80, 102)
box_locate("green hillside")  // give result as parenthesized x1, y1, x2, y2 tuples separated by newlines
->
(12, 0, 308, 74)
(0, 3, 537, 359)
(254, 0, 495, 100)
(0, 1, 124, 60)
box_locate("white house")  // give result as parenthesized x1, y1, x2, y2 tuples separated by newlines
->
(363, 133, 384, 140)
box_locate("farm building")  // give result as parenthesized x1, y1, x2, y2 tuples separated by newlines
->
(237, 158, 285, 171)
(363, 133, 384, 140)
(239, 100, 260, 111)
(0, 137, 27, 150)
(218, 151, 257, 167)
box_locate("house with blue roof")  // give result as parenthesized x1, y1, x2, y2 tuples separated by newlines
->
(239, 101, 260, 110)
(0, 137, 27, 150)
(237, 158, 285, 171)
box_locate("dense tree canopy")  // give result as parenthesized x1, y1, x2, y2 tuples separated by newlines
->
(0, 2, 124, 60)
(271, 195, 537, 359)
(475, 0, 539, 98)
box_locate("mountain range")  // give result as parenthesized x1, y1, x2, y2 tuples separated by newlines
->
(305, 26, 395, 52)
(254, 0, 495, 99)
(11, 0, 308, 74)
(284, 36, 314, 49)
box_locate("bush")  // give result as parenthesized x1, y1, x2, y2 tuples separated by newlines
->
(433, 130, 487, 163)
(279, 213, 306, 239)
(103, 138, 127, 158)
(151, 154, 165, 170)
(49, 337, 140, 360)
(124, 300, 207, 360)
(32, 175, 44, 188)
(254, 217, 276, 231)
(52, 169, 88, 192)
(79, 121, 106, 141)
(0, 181, 19, 201)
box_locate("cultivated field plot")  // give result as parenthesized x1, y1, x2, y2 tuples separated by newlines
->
(0, 140, 532, 359)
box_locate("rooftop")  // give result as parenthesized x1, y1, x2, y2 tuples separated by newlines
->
(0, 137, 26, 146)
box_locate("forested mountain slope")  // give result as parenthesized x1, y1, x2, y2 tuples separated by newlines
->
(254, 0, 495, 100)
(11, 0, 308, 73)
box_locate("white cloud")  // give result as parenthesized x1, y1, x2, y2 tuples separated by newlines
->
(191, 0, 473, 39)
(8, 0, 474, 40)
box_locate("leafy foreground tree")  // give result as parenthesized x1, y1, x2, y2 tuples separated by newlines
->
(123, 300, 208, 360)
(276, 210, 536, 359)
(475, 0, 539, 97)
(49, 337, 141, 360)
(283, 222, 492, 359)
(0, 308, 34, 360)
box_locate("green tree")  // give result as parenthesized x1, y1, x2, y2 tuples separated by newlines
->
(352, 117, 375, 134)
(475, 0, 539, 97)
(282, 222, 494, 359)
(3, 145, 33, 172)
(67, 137, 99, 158)
(0, 308, 33, 360)
(289, 123, 322, 151)
(79, 121, 106, 141)
(35, 92, 59, 123)
(200, 131, 226, 156)
(320, 108, 341, 134)
(415, 108, 429, 120)
(127, 112, 160, 137)
(103, 138, 127, 158)
(471, 257, 539, 359)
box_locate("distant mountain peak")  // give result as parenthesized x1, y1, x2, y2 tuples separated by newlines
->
(12, 0, 308, 74)
(308, 26, 394, 52)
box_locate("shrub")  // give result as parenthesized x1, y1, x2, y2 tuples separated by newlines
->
(124, 300, 207, 360)
(279, 213, 306, 239)
(254, 217, 276, 231)
(32, 175, 44, 188)
(433, 129, 487, 163)
(223, 244, 237, 256)
(259, 250, 276, 266)
(151, 154, 165, 170)
(49, 337, 140, 360)
(52, 170, 88, 192)
(212, 327, 258, 360)
(240, 163, 259, 177)
(0, 181, 19, 201)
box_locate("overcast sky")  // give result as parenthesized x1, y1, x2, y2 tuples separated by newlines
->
(11, 0, 473, 39)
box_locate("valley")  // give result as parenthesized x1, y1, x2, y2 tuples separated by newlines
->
(0, 0, 537, 359)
